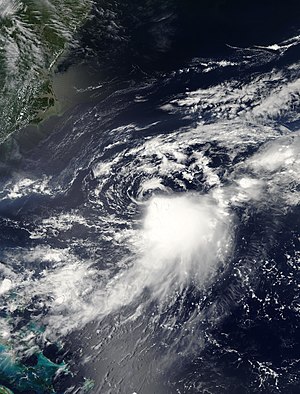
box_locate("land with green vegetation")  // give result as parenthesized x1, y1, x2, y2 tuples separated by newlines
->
(0, 0, 93, 141)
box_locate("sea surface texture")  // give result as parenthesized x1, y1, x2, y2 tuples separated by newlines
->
(0, 1, 300, 393)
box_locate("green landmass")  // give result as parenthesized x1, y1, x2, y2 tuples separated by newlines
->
(0, 0, 92, 141)
(0, 385, 14, 394)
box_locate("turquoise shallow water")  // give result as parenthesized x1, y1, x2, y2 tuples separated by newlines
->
(0, 1, 300, 393)
(0, 344, 65, 393)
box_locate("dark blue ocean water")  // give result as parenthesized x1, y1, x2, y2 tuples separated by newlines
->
(0, 1, 300, 393)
